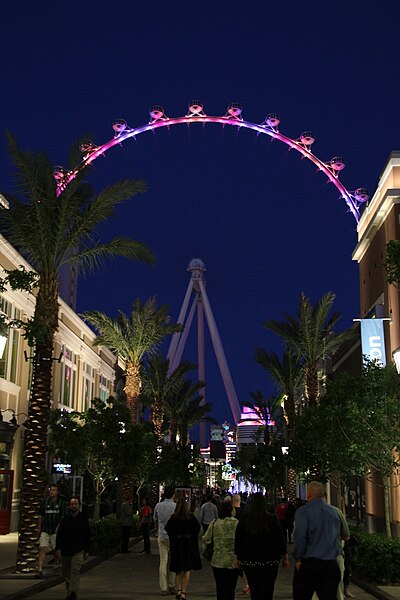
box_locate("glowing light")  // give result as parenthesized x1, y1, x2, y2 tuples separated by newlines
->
(53, 106, 363, 221)
(0, 334, 7, 359)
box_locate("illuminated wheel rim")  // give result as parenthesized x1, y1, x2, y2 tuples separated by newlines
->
(56, 102, 368, 222)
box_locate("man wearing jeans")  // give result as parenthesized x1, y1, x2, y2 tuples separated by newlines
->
(154, 486, 176, 596)
(56, 497, 90, 600)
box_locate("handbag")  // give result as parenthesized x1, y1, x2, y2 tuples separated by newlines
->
(202, 520, 215, 561)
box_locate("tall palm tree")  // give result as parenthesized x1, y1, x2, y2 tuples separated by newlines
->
(255, 347, 303, 437)
(83, 297, 182, 424)
(141, 354, 195, 443)
(241, 391, 284, 446)
(264, 292, 354, 406)
(255, 349, 304, 500)
(0, 135, 153, 572)
(177, 393, 217, 449)
(163, 377, 215, 448)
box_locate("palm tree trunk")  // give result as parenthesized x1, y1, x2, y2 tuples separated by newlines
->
(122, 362, 142, 501)
(125, 362, 141, 424)
(305, 366, 320, 406)
(285, 403, 297, 502)
(151, 402, 163, 444)
(287, 467, 297, 501)
(15, 276, 58, 572)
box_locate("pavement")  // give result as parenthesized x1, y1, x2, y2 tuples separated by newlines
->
(0, 533, 400, 600)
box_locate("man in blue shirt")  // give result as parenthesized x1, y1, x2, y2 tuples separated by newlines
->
(292, 481, 341, 600)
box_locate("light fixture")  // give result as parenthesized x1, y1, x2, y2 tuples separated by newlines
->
(393, 347, 400, 374)
(0, 333, 7, 359)
(0, 409, 29, 427)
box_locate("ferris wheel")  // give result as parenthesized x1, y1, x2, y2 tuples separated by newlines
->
(53, 101, 369, 222)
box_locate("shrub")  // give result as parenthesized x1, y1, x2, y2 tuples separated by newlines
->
(90, 514, 121, 555)
(353, 529, 400, 584)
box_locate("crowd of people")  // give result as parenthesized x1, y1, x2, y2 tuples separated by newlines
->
(34, 481, 358, 600)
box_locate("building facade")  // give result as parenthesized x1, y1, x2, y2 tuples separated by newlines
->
(352, 151, 400, 535)
(0, 233, 116, 532)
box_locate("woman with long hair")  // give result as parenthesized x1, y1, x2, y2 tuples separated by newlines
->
(202, 500, 240, 600)
(234, 493, 289, 600)
(165, 495, 202, 599)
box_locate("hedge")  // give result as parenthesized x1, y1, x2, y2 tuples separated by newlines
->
(90, 514, 121, 555)
(89, 513, 140, 555)
(352, 529, 400, 584)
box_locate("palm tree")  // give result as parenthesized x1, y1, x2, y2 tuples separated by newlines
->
(83, 297, 182, 424)
(255, 347, 303, 437)
(241, 391, 284, 446)
(254, 349, 304, 500)
(0, 135, 153, 572)
(264, 292, 354, 406)
(141, 354, 195, 443)
(163, 377, 216, 448)
(177, 392, 217, 449)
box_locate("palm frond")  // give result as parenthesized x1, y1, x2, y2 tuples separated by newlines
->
(67, 236, 154, 274)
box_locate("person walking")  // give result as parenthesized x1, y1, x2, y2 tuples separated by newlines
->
(285, 501, 296, 544)
(120, 498, 133, 554)
(203, 500, 239, 600)
(275, 498, 288, 543)
(36, 483, 66, 578)
(332, 505, 350, 600)
(232, 494, 249, 594)
(235, 492, 289, 600)
(139, 496, 153, 554)
(199, 493, 218, 533)
(55, 496, 91, 600)
(153, 485, 176, 596)
(343, 534, 359, 598)
(232, 493, 246, 521)
(292, 481, 341, 600)
(166, 495, 202, 599)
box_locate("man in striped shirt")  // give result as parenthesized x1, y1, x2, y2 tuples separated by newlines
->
(36, 484, 66, 578)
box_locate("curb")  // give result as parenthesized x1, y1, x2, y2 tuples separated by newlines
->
(1, 536, 142, 600)
(353, 576, 399, 600)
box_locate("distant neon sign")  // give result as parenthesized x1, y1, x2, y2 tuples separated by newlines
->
(52, 463, 72, 474)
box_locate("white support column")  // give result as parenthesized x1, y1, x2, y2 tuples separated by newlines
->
(170, 295, 197, 373)
(197, 297, 206, 447)
(167, 259, 241, 447)
(167, 278, 193, 372)
(198, 279, 241, 423)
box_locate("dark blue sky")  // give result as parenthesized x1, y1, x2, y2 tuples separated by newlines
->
(2, 2, 400, 428)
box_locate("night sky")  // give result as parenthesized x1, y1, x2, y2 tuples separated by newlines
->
(2, 2, 400, 429)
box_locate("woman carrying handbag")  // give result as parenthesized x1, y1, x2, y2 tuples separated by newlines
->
(202, 501, 239, 600)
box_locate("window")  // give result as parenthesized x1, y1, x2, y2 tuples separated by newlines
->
(58, 348, 77, 408)
(99, 375, 112, 403)
(82, 362, 95, 411)
(0, 299, 20, 384)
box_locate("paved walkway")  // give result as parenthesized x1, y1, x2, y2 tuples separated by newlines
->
(0, 533, 399, 600)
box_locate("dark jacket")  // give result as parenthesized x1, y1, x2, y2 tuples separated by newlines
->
(165, 513, 202, 573)
(235, 513, 286, 563)
(56, 511, 91, 556)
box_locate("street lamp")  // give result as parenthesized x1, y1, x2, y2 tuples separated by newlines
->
(0, 409, 29, 428)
